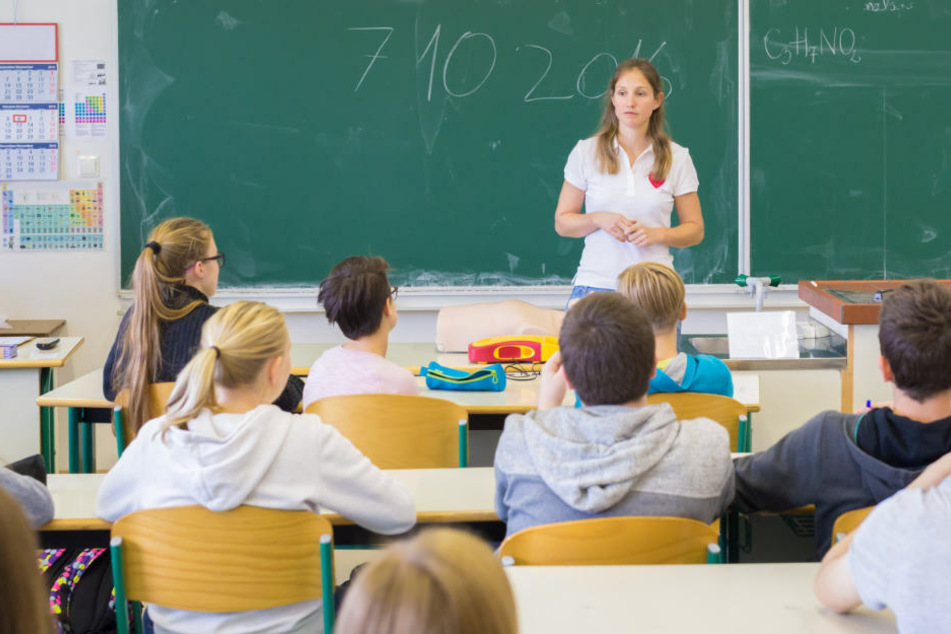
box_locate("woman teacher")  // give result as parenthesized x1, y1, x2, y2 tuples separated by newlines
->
(555, 58, 704, 305)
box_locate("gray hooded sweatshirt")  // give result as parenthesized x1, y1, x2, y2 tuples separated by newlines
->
(494, 403, 734, 538)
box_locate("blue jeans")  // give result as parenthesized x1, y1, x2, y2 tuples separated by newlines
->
(566, 285, 615, 310)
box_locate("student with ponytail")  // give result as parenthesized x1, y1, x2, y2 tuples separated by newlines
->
(554, 58, 705, 306)
(103, 217, 302, 434)
(97, 301, 416, 633)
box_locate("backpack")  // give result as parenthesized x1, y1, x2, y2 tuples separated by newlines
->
(39, 547, 118, 634)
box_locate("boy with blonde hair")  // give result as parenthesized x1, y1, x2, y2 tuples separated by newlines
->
(617, 262, 732, 396)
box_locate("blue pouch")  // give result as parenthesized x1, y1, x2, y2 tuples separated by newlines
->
(421, 361, 507, 391)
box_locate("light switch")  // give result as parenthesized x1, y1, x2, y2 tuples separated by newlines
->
(78, 155, 100, 178)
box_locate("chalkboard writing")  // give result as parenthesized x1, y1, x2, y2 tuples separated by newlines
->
(118, 0, 738, 288)
(751, 0, 951, 281)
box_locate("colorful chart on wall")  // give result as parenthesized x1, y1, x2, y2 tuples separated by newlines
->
(1, 181, 103, 250)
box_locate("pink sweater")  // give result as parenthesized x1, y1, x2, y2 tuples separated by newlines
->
(302, 345, 419, 408)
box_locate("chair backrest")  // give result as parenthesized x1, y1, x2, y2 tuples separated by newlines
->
(832, 505, 875, 543)
(113, 382, 175, 454)
(305, 393, 469, 468)
(499, 516, 721, 565)
(110, 506, 335, 628)
(647, 392, 750, 452)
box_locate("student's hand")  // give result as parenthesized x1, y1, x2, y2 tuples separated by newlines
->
(592, 212, 637, 242)
(908, 451, 951, 490)
(538, 351, 569, 410)
(626, 222, 665, 247)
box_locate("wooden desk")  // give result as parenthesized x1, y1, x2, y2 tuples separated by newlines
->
(0, 337, 83, 471)
(37, 361, 760, 473)
(42, 468, 499, 532)
(0, 319, 65, 336)
(507, 563, 896, 633)
(43, 458, 750, 532)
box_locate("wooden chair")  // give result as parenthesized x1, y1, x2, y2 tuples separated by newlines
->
(305, 393, 469, 468)
(110, 505, 335, 634)
(499, 516, 722, 566)
(647, 392, 751, 452)
(112, 382, 174, 456)
(832, 505, 875, 544)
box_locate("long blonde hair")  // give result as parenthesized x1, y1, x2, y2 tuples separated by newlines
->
(617, 262, 685, 333)
(161, 301, 289, 431)
(114, 217, 213, 434)
(0, 488, 54, 634)
(594, 58, 672, 180)
(335, 528, 518, 634)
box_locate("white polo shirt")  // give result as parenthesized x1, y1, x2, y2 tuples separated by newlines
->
(564, 137, 699, 289)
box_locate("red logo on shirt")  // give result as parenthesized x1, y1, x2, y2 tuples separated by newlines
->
(648, 173, 666, 189)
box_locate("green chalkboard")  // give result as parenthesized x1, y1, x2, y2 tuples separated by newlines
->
(119, 0, 737, 288)
(751, 0, 951, 281)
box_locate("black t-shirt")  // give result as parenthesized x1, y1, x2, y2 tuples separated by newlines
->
(854, 407, 951, 469)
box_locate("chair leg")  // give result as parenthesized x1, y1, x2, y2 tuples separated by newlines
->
(39, 368, 56, 472)
(114, 406, 126, 458)
(81, 414, 96, 473)
(132, 601, 143, 634)
(68, 407, 81, 474)
(320, 534, 335, 633)
(458, 420, 468, 468)
(738, 415, 750, 453)
(727, 511, 740, 563)
(110, 537, 131, 634)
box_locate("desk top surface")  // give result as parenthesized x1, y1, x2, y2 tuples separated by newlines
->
(43, 468, 498, 531)
(36, 345, 760, 413)
(43, 458, 748, 531)
(507, 562, 896, 633)
(0, 337, 83, 369)
(0, 319, 65, 336)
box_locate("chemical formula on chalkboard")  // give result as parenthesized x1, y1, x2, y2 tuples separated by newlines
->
(763, 27, 862, 65)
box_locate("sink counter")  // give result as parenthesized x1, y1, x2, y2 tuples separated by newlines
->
(682, 332, 846, 371)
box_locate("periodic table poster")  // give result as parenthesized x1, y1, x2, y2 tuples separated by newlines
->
(1, 181, 103, 250)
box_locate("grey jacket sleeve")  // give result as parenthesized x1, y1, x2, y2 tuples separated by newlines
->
(494, 462, 510, 524)
(732, 413, 829, 514)
(0, 468, 54, 527)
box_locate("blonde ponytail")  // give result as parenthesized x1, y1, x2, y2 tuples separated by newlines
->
(161, 301, 289, 432)
(593, 58, 673, 181)
(114, 217, 212, 434)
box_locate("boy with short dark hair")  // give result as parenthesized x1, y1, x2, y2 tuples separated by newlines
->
(302, 256, 417, 407)
(494, 292, 734, 538)
(734, 279, 951, 557)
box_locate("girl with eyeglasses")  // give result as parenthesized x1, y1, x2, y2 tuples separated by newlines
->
(104, 217, 303, 435)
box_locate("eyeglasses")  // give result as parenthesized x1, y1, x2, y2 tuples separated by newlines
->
(390, 286, 399, 301)
(188, 253, 226, 270)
